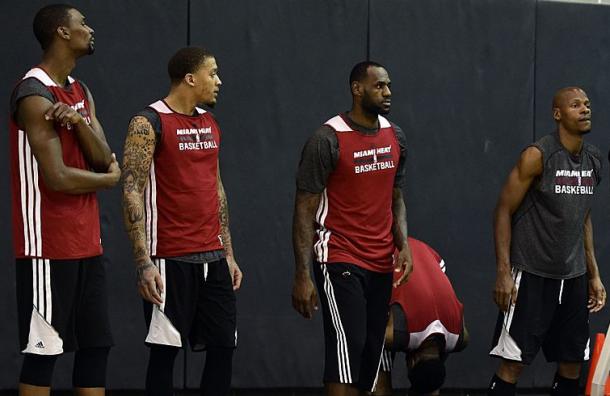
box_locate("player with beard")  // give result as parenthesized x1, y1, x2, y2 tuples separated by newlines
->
(489, 87, 605, 396)
(9, 4, 120, 396)
(122, 47, 242, 396)
(292, 61, 413, 396)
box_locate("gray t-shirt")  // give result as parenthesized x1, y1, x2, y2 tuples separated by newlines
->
(511, 133, 602, 279)
(132, 106, 226, 264)
(10, 77, 92, 119)
(296, 112, 407, 193)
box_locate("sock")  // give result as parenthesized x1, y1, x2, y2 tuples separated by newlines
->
(551, 374, 579, 396)
(488, 374, 516, 396)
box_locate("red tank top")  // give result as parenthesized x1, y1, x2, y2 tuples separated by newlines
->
(314, 114, 399, 272)
(145, 100, 223, 257)
(10, 67, 102, 259)
(391, 238, 464, 352)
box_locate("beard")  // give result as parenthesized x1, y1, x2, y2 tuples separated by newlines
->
(362, 95, 390, 115)
(197, 100, 216, 109)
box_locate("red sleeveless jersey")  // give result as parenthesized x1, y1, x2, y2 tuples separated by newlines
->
(10, 67, 102, 259)
(314, 114, 399, 272)
(391, 238, 464, 352)
(145, 100, 223, 257)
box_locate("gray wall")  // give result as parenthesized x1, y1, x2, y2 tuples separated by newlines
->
(1, 0, 609, 390)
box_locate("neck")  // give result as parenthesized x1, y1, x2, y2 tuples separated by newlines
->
(348, 105, 379, 129)
(39, 49, 77, 87)
(557, 126, 584, 155)
(164, 88, 198, 115)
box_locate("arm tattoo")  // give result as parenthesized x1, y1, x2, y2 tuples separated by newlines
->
(391, 188, 408, 249)
(217, 177, 234, 257)
(292, 191, 321, 273)
(135, 261, 155, 285)
(122, 116, 156, 263)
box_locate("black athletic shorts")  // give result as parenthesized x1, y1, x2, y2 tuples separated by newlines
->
(16, 256, 113, 355)
(143, 258, 237, 351)
(314, 262, 392, 392)
(490, 269, 589, 364)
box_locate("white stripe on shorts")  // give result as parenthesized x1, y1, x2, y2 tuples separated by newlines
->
(322, 264, 352, 383)
(145, 259, 182, 347)
(23, 258, 63, 355)
(380, 349, 392, 372)
(489, 269, 523, 361)
(371, 342, 386, 392)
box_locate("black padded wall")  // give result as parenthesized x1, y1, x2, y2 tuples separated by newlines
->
(369, 0, 537, 388)
(187, 0, 368, 387)
(0, 0, 189, 389)
(534, 1, 610, 386)
(1, 0, 610, 391)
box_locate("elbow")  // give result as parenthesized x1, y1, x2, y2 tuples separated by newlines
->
(493, 203, 509, 224)
(89, 155, 112, 173)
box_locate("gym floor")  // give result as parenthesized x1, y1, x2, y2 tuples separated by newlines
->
(0, 390, 551, 395)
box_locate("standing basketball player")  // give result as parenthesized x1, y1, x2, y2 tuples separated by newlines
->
(10, 4, 120, 396)
(292, 61, 413, 396)
(489, 87, 606, 396)
(122, 47, 242, 396)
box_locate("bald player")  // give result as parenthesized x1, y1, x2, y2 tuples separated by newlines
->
(489, 87, 606, 396)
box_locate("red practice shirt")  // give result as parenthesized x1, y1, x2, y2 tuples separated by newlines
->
(145, 100, 223, 257)
(391, 237, 464, 352)
(314, 114, 399, 273)
(10, 67, 102, 259)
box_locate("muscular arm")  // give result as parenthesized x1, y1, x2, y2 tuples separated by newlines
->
(291, 190, 321, 318)
(391, 188, 413, 287)
(217, 165, 242, 290)
(493, 146, 542, 311)
(73, 87, 112, 171)
(584, 211, 606, 312)
(217, 166, 234, 259)
(17, 95, 119, 194)
(121, 116, 162, 304)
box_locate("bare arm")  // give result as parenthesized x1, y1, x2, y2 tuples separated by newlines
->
(493, 146, 542, 311)
(584, 211, 606, 312)
(291, 189, 321, 318)
(17, 95, 119, 194)
(121, 116, 162, 305)
(391, 187, 413, 287)
(217, 165, 242, 290)
(44, 87, 112, 172)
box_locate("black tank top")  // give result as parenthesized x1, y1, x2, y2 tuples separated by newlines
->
(510, 133, 602, 279)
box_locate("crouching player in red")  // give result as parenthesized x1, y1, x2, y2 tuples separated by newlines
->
(374, 237, 468, 395)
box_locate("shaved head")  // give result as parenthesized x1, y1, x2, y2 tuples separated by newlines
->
(551, 86, 591, 134)
(552, 87, 586, 109)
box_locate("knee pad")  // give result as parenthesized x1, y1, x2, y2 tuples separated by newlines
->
(73, 347, 110, 388)
(20, 353, 58, 387)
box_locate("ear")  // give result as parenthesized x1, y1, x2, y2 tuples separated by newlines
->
(552, 107, 561, 122)
(57, 26, 70, 40)
(351, 81, 362, 97)
(184, 73, 195, 87)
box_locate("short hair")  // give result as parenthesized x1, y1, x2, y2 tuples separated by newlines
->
(552, 86, 586, 109)
(408, 358, 446, 394)
(349, 61, 385, 86)
(33, 4, 75, 50)
(168, 47, 214, 85)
